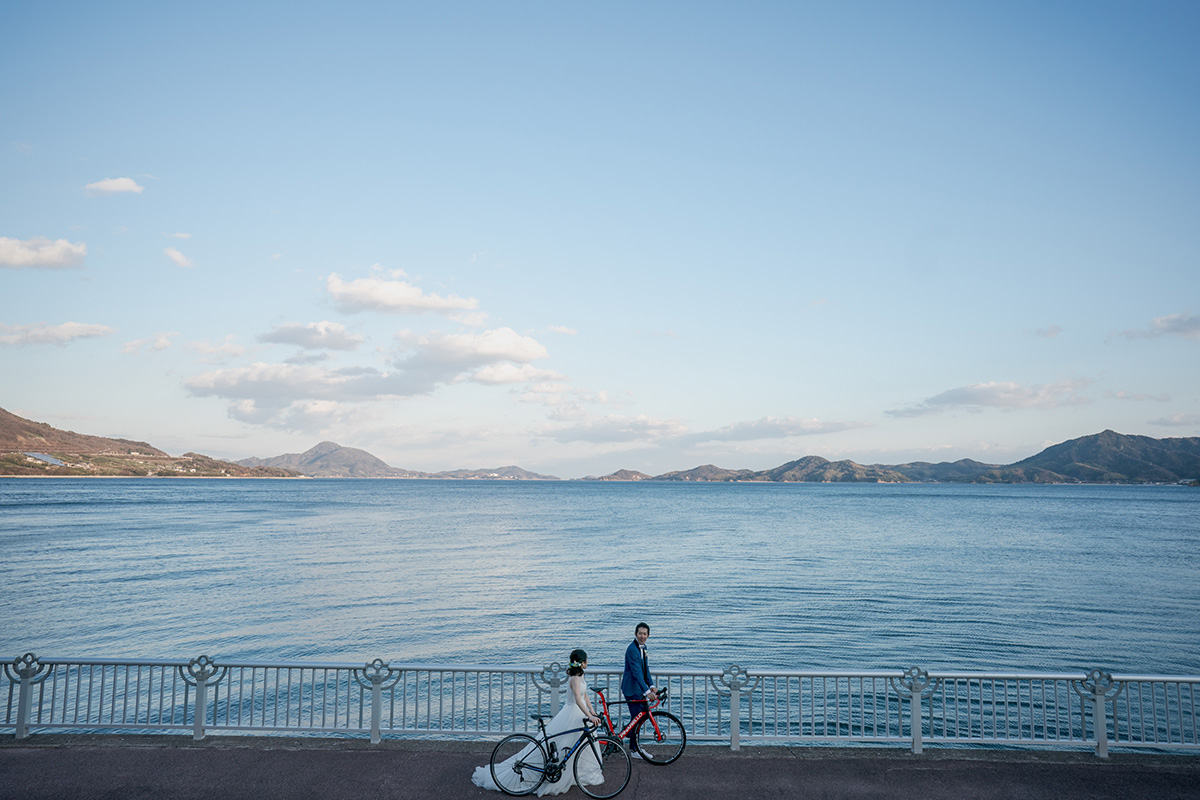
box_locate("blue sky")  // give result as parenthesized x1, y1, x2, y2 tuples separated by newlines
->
(2, 1, 1198, 477)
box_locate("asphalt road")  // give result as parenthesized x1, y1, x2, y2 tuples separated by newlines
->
(2, 736, 1199, 800)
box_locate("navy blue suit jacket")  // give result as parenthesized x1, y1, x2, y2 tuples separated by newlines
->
(621, 640, 652, 700)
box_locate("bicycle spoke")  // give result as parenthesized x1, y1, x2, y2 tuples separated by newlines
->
(575, 733, 631, 799)
(489, 734, 547, 796)
(634, 711, 687, 765)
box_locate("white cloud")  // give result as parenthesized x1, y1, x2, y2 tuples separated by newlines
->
(1034, 325, 1063, 338)
(1105, 390, 1170, 402)
(186, 362, 374, 401)
(1149, 413, 1200, 428)
(259, 321, 364, 351)
(122, 331, 179, 354)
(284, 352, 331, 365)
(547, 325, 578, 335)
(679, 416, 871, 444)
(188, 335, 247, 362)
(0, 236, 87, 268)
(0, 321, 115, 345)
(164, 247, 193, 267)
(327, 272, 479, 319)
(396, 327, 548, 370)
(185, 327, 556, 426)
(1120, 311, 1200, 340)
(85, 177, 144, 195)
(548, 414, 690, 444)
(471, 363, 566, 384)
(886, 379, 1094, 418)
(164, 232, 191, 239)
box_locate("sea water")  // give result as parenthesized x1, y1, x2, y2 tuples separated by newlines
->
(2, 479, 1197, 675)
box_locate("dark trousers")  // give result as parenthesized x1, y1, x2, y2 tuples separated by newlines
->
(625, 698, 647, 742)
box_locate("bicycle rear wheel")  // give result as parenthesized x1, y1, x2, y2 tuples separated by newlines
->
(634, 710, 686, 765)
(489, 733, 548, 796)
(574, 732, 631, 799)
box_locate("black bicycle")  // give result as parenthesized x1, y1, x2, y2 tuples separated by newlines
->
(488, 714, 632, 798)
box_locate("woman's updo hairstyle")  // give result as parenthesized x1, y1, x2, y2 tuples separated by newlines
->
(567, 649, 588, 676)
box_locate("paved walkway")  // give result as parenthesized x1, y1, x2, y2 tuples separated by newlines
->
(3, 735, 1199, 800)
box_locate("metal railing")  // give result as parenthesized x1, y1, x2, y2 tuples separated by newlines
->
(4, 653, 1197, 757)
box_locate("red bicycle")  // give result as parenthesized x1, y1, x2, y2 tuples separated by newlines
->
(591, 686, 687, 765)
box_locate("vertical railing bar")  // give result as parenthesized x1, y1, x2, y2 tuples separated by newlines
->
(94, 664, 105, 725)
(1189, 683, 1197, 745)
(1138, 682, 1146, 743)
(151, 665, 161, 726)
(125, 665, 136, 724)
(319, 669, 326, 729)
(171, 668, 179, 728)
(111, 664, 119, 725)
(231, 667, 240, 728)
(1153, 682, 1161, 744)
(69, 665, 79, 724)
(1003, 679, 1011, 740)
(88, 664, 99, 725)
(43, 665, 56, 726)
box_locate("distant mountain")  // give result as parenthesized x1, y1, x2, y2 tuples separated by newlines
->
(655, 464, 756, 482)
(239, 444, 559, 480)
(6, 407, 1198, 485)
(0, 406, 167, 456)
(991, 430, 1200, 484)
(602, 431, 1200, 485)
(582, 469, 654, 481)
(0, 407, 299, 477)
(755, 456, 910, 483)
(651, 457, 909, 483)
(885, 458, 999, 482)
(433, 465, 560, 480)
(238, 441, 432, 478)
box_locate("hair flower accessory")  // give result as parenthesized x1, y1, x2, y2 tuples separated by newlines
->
(569, 660, 584, 668)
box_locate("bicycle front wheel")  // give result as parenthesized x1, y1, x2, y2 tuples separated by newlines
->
(574, 733, 631, 799)
(489, 733, 548, 796)
(633, 710, 686, 765)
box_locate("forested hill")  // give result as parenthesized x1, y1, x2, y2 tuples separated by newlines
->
(0, 406, 166, 456)
(590, 431, 1200, 484)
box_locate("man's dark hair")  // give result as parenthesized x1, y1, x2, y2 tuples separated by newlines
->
(635, 622, 650, 635)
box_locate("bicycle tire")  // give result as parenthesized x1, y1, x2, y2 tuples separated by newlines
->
(489, 733, 548, 796)
(633, 710, 686, 765)
(575, 732, 631, 799)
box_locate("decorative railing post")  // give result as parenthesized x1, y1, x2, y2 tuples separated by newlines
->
(6, 653, 52, 739)
(1072, 669, 1123, 758)
(890, 667, 938, 754)
(354, 659, 403, 743)
(179, 656, 226, 741)
(711, 664, 759, 751)
(532, 662, 569, 715)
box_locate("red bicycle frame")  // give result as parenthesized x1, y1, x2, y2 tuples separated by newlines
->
(591, 686, 668, 742)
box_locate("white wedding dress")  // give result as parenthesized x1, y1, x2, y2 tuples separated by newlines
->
(472, 676, 603, 795)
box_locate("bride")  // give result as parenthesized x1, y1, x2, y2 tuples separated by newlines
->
(472, 649, 604, 795)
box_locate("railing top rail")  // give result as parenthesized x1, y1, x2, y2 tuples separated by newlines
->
(16, 657, 192, 668)
(1111, 673, 1200, 683)
(7, 657, 1196, 685)
(927, 671, 1094, 681)
(742, 669, 904, 678)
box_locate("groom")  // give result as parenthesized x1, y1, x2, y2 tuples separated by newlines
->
(621, 622, 658, 751)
